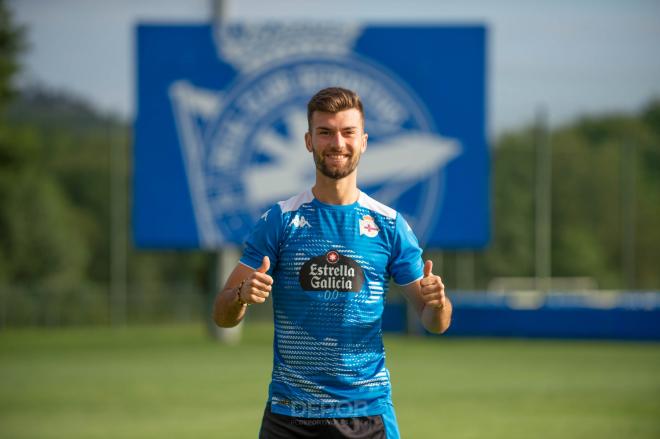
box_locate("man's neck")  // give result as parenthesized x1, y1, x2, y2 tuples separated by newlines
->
(312, 172, 359, 205)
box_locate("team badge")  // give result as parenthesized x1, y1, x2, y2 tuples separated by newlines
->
(359, 215, 380, 238)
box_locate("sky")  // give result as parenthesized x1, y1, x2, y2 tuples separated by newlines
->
(8, 0, 660, 135)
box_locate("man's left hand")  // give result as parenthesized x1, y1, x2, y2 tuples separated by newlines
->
(420, 260, 446, 310)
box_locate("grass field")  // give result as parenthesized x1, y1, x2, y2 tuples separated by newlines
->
(1, 321, 659, 439)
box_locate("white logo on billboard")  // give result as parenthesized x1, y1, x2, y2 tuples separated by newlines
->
(169, 23, 462, 247)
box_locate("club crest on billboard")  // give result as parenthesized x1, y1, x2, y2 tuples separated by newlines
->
(135, 23, 489, 248)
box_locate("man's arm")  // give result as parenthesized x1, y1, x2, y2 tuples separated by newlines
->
(212, 256, 272, 328)
(402, 260, 452, 334)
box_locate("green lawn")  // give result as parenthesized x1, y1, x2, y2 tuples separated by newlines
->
(1, 322, 658, 438)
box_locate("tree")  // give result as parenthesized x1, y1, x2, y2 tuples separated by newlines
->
(471, 102, 660, 290)
(0, 0, 24, 109)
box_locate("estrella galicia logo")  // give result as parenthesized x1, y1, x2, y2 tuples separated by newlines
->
(168, 23, 463, 247)
(299, 250, 364, 292)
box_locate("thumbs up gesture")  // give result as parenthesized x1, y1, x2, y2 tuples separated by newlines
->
(238, 256, 273, 305)
(420, 260, 446, 310)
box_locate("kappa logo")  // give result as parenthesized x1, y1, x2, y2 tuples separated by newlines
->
(359, 215, 380, 238)
(291, 215, 311, 228)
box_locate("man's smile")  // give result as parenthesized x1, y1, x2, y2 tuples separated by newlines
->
(325, 153, 350, 163)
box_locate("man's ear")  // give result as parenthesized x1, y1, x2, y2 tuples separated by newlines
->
(361, 132, 368, 153)
(304, 132, 313, 152)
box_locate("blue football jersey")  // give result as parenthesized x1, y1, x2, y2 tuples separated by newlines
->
(240, 189, 423, 418)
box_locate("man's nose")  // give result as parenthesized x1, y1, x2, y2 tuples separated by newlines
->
(331, 131, 346, 147)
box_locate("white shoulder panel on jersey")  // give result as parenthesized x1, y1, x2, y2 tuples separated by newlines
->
(278, 188, 315, 213)
(357, 191, 397, 219)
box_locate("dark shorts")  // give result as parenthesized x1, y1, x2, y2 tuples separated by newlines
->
(259, 403, 399, 439)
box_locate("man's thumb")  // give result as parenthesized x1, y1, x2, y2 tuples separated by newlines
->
(423, 260, 433, 278)
(257, 256, 270, 273)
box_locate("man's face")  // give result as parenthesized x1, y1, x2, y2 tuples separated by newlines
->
(305, 108, 368, 180)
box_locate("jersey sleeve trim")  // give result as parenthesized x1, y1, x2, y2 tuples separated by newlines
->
(388, 212, 424, 285)
(394, 276, 423, 287)
(239, 203, 283, 273)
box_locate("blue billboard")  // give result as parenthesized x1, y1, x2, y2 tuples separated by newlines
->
(134, 23, 489, 248)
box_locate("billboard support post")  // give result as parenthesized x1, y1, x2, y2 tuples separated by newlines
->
(534, 107, 552, 294)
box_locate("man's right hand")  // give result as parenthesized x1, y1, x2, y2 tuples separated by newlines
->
(238, 256, 273, 305)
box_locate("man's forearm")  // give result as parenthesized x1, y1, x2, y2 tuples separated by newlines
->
(213, 286, 248, 328)
(213, 258, 273, 327)
(421, 298, 452, 334)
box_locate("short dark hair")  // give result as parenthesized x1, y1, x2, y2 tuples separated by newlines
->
(307, 87, 364, 130)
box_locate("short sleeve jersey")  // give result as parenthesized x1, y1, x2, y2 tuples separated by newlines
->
(240, 189, 423, 418)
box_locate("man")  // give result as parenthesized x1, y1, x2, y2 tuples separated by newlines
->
(213, 87, 452, 438)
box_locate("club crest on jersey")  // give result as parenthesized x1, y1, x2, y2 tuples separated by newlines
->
(359, 215, 380, 238)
